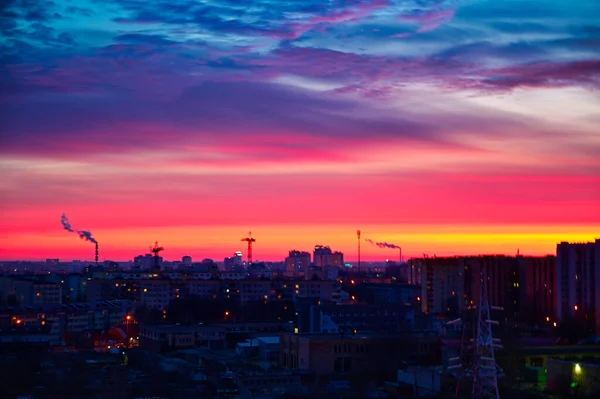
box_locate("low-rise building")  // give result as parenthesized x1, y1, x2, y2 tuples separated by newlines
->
(307, 304, 414, 334)
(279, 332, 440, 379)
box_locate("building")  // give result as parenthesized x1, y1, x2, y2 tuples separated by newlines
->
(224, 251, 243, 270)
(86, 279, 123, 302)
(518, 255, 556, 324)
(0, 277, 62, 306)
(279, 332, 439, 378)
(285, 250, 311, 273)
(133, 254, 156, 270)
(418, 255, 557, 322)
(139, 280, 173, 310)
(407, 258, 423, 285)
(360, 283, 419, 307)
(313, 245, 344, 267)
(307, 304, 414, 334)
(0, 300, 134, 345)
(181, 256, 192, 267)
(556, 239, 600, 332)
(140, 322, 293, 352)
(419, 257, 465, 315)
(188, 280, 219, 299)
(62, 274, 87, 303)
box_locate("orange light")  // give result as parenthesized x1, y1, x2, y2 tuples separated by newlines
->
(351, 296, 355, 300)
(553, 322, 557, 327)
(126, 315, 131, 320)
(225, 311, 229, 316)
(16, 319, 22, 324)
(351, 280, 355, 284)
(574, 305, 578, 311)
(546, 316, 550, 322)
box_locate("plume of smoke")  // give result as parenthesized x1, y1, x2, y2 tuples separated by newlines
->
(61, 213, 97, 244)
(77, 230, 97, 244)
(376, 242, 400, 249)
(61, 213, 74, 232)
(365, 238, 400, 249)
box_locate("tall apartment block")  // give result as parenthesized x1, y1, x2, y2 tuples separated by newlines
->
(313, 245, 344, 267)
(556, 239, 600, 332)
(418, 255, 556, 323)
(285, 250, 311, 273)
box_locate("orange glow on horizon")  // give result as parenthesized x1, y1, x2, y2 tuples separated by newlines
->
(0, 223, 598, 261)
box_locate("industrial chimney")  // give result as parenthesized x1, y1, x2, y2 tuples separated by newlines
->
(95, 242, 99, 264)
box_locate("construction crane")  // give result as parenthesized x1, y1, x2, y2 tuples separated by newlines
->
(241, 232, 256, 265)
(149, 241, 164, 271)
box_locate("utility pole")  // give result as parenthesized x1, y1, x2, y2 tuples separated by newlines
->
(472, 266, 503, 399)
(357, 230, 361, 273)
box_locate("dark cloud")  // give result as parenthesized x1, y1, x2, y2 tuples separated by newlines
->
(470, 59, 600, 91)
(0, 78, 541, 161)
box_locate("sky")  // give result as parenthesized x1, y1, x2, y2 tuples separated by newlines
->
(1, 0, 599, 262)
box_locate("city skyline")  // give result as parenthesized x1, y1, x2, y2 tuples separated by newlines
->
(1, 0, 599, 261)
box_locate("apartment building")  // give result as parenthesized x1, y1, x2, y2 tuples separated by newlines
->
(556, 239, 600, 331)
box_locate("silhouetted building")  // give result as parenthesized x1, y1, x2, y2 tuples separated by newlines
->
(519, 255, 556, 324)
(361, 283, 419, 307)
(285, 250, 311, 273)
(0, 277, 62, 306)
(224, 251, 243, 270)
(418, 255, 557, 322)
(308, 304, 414, 333)
(556, 239, 600, 332)
(313, 245, 344, 267)
(279, 332, 439, 378)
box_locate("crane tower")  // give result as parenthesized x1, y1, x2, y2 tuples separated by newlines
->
(149, 241, 164, 272)
(241, 232, 256, 265)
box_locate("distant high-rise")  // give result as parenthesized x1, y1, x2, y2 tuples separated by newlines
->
(418, 255, 557, 322)
(313, 245, 344, 267)
(556, 239, 600, 332)
(285, 250, 311, 273)
(224, 251, 243, 270)
(134, 254, 156, 271)
(182, 256, 192, 267)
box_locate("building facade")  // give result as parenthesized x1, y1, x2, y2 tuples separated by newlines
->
(556, 239, 600, 332)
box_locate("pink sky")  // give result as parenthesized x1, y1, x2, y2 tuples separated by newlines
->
(1, 0, 599, 262)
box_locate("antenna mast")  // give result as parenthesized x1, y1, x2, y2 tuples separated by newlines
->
(357, 230, 361, 273)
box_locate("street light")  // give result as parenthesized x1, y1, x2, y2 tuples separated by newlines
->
(126, 315, 131, 337)
(574, 363, 582, 375)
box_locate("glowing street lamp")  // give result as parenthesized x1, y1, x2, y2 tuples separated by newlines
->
(574, 363, 582, 375)
(125, 315, 131, 337)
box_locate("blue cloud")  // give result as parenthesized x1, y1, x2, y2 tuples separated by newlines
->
(0, 0, 598, 101)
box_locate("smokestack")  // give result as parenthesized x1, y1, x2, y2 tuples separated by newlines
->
(95, 242, 99, 264)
